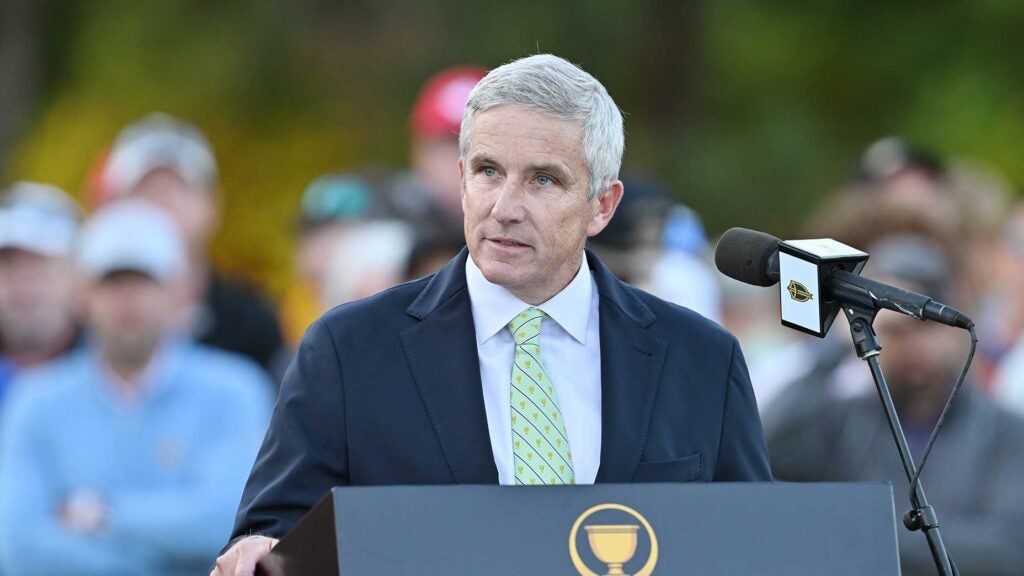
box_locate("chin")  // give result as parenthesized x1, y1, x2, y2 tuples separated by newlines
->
(478, 262, 514, 285)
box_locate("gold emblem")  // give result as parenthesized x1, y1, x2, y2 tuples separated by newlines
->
(569, 503, 658, 576)
(787, 280, 813, 302)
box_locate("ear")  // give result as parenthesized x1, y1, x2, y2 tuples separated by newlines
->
(585, 180, 624, 237)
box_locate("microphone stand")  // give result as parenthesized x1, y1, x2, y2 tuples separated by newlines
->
(842, 305, 956, 576)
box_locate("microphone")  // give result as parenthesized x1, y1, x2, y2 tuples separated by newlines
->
(715, 227, 973, 336)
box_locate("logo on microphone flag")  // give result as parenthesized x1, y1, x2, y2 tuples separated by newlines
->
(787, 280, 814, 302)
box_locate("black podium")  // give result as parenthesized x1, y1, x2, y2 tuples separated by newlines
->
(256, 482, 900, 575)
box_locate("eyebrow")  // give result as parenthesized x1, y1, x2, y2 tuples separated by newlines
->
(527, 162, 574, 185)
(468, 153, 500, 170)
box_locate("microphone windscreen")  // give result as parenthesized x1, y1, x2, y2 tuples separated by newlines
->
(715, 227, 781, 287)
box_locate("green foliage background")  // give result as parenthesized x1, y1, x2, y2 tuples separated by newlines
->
(7, 0, 1023, 297)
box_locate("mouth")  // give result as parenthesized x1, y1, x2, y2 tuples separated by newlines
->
(487, 236, 530, 248)
(485, 236, 532, 253)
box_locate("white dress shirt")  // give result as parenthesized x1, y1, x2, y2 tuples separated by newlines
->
(466, 254, 602, 485)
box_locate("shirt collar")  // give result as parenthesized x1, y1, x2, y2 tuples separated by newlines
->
(465, 253, 594, 345)
(87, 337, 186, 404)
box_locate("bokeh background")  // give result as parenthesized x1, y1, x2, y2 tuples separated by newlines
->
(5, 4, 1024, 575)
(4, 0, 1021, 295)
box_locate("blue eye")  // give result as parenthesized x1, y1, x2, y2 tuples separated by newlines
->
(482, 167, 498, 178)
(536, 174, 552, 186)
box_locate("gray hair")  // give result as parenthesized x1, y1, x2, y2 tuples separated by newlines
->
(459, 54, 624, 200)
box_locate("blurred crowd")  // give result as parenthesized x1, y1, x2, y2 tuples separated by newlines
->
(0, 65, 1022, 575)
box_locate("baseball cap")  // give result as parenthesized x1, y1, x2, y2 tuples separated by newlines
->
(865, 234, 953, 302)
(410, 66, 487, 139)
(77, 200, 187, 282)
(0, 182, 81, 258)
(103, 113, 218, 197)
(300, 174, 378, 229)
(857, 137, 943, 183)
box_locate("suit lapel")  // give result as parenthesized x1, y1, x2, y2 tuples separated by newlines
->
(401, 250, 498, 484)
(588, 252, 667, 483)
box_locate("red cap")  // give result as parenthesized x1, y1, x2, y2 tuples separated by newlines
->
(84, 146, 116, 210)
(410, 66, 487, 139)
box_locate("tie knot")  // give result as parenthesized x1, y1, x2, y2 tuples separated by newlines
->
(508, 307, 546, 345)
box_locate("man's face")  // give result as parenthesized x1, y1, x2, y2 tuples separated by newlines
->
(413, 137, 463, 219)
(83, 271, 178, 366)
(461, 105, 621, 304)
(874, 289, 963, 401)
(0, 248, 76, 353)
(297, 221, 352, 285)
(131, 168, 218, 253)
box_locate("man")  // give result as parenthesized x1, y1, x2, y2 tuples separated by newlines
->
(101, 114, 285, 378)
(390, 66, 488, 242)
(214, 54, 771, 575)
(767, 235, 1024, 575)
(0, 182, 82, 399)
(280, 173, 409, 345)
(0, 200, 273, 575)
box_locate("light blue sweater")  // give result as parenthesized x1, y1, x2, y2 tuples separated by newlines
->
(0, 341, 273, 576)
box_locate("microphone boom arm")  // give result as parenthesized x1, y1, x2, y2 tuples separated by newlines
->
(841, 302, 956, 576)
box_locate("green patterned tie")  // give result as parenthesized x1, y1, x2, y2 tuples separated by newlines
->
(508, 307, 574, 485)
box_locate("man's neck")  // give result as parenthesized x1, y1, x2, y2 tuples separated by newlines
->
(101, 346, 160, 396)
(895, 383, 956, 429)
(2, 326, 77, 368)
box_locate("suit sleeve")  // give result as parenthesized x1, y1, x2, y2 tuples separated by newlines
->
(713, 337, 773, 481)
(230, 318, 349, 540)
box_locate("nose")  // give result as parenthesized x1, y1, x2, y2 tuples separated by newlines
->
(490, 180, 526, 224)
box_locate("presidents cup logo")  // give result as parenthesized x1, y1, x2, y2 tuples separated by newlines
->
(569, 503, 658, 576)
(787, 280, 814, 303)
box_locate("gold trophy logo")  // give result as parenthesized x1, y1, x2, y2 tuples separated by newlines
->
(569, 504, 658, 576)
(584, 524, 639, 575)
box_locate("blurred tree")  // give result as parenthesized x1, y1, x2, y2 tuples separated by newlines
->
(0, 0, 41, 179)
(688, 0, 1024, 234)
(5, 0, 1023, 297)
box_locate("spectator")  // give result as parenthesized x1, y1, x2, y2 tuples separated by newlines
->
(855, 136, 944, 204)
(0, 182, 81, 400)
(0, 200, 272, 575)
(404, 232, 466, 281)
(586, 176, 722, 322)
(280, 174, 384, 345)
(389, 66, 486, 242)
(854, 137, 1017, 388)
(763, 149, 967, 417)
(100, 113, 285, 379)
(644, 204, 722, 323)
(991, 203, 1024, 414)
(319, 219, 414, 307)
(766, 234, 1024, 575)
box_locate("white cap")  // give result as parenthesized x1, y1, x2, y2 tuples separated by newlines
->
(0, 182, 81, 258)
(78, 200, 186, 282)
(104, 113, 218, 196)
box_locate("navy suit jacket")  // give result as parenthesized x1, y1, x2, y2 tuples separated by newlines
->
(232, 249, 771, 539)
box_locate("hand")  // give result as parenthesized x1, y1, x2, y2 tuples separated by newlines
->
(60, 489, 107, 534)
(211, 535, 279, 576)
